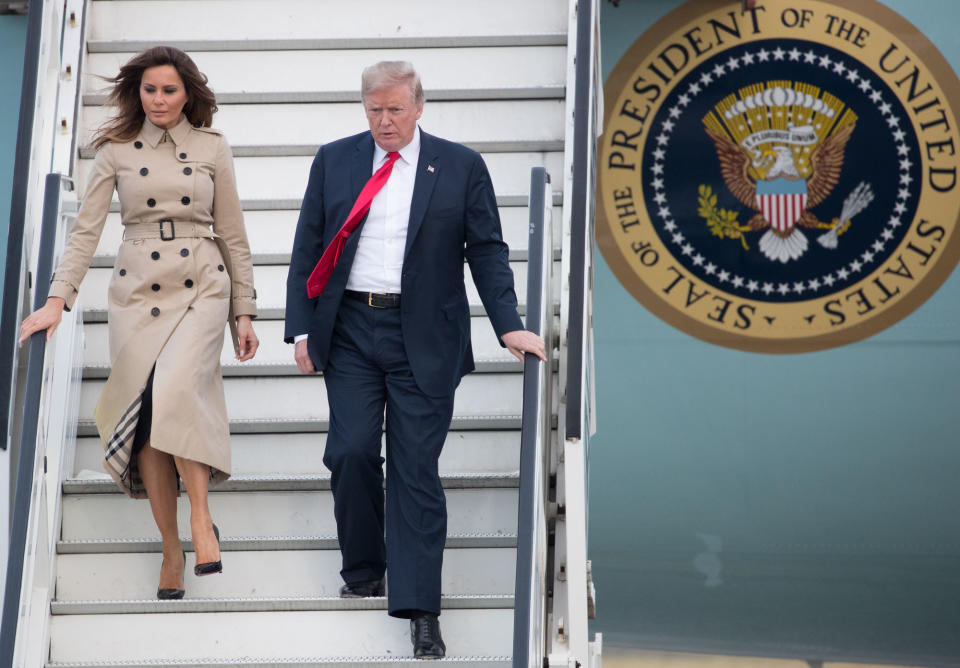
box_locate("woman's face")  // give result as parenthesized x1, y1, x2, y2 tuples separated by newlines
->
(140, 65, 187, 129)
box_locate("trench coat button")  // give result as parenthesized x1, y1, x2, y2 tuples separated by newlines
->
(183, 167, 192, 175)
(119, 269, 126, 276)
(151, 283, 160, 291)
(179, 152, 187, 159)
(134, 141, 143, 149)
(180, 248, 190, 257)
(139, 167, 148, 176)
(184, 279, 194, 288)
(147, 198, 156, 207)
(217, 264, 225, 272)
(151, 307, 160, 317)
(181, 196, 190, 205)
(151, 251, 160, 260)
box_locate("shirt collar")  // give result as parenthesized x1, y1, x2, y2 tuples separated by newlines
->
(373, 126, 420, 166)
(141, 114, 192, 148)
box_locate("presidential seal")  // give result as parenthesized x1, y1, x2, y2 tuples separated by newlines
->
(597, 0, 960, 352)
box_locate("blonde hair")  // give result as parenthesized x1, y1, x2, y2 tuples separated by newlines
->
(361, 61, 424, 105)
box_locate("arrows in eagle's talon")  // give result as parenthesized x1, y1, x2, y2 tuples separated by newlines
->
(817, 182, 874, 250)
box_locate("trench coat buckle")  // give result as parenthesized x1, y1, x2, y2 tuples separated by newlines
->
(159, 219, 176, 241)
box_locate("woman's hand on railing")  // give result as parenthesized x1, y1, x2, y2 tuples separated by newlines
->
(502, 330, 547, 362)
(18, 297, 66, 346)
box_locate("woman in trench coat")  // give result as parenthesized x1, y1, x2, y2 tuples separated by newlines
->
(19, 46, 258, 599)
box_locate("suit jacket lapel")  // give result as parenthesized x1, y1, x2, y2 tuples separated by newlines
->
(404, 129, 439, 261)
(342, 133, 375, 248)
(327, 134, 375, 287)
(350, 134, 375, 218)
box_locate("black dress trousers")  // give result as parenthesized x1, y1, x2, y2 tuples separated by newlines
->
(322, 296, 454, 618)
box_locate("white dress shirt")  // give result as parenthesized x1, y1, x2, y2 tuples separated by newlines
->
(294, 128, 420, 343)
(347, 127, 420, 293)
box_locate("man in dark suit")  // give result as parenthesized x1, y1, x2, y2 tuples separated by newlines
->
(284, 61, 545, 658)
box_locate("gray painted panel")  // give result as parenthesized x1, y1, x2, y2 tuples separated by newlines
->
(592, 0, 960, 664)
(0, 15, 27, 297)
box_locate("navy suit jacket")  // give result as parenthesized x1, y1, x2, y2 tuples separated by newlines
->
(284, 129, 524, 397)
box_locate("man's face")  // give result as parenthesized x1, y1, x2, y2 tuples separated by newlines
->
(364, 84, 423, 152)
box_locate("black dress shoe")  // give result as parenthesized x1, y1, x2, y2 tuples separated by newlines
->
(410, 613, 445, 659)
(194, 523, 222, 576)
(157, 550, 186, 600)
(338, 578, 385, 598)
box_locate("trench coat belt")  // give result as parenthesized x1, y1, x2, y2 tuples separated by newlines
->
(122, 221, 218, 241)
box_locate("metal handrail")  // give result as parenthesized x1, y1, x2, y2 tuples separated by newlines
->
(0, 0, 44, 451)
(565, 0, 600, 441)
(0, 173, 71, 665)
(513, 167, 554, 667)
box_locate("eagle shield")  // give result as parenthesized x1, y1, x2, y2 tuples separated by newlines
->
(756, 178, 808, 233)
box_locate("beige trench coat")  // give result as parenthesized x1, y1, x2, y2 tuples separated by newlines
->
(49, 115, 257, 498)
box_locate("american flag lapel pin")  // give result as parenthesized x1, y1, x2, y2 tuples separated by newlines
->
(427, 165, 435, 173)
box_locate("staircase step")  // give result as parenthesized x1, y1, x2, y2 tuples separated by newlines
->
(48, 608, 513, 662)
(85, 87, 565, 106)
(53, 594, 513, 615)
(88, 34, 565, 53)
(78, 101, 565, 158)
(87, 207, 562, 263)
(79, 374, 523, 425)
(94, 192, 563, 213)
(82, 360, 530, 379)
(89, 248, 545, 267)
(58, 533, 517, 555)
(63, 472, 519, 494)
(51, 659, 509, 668)
(73, 430, 522, 478)
(56, 547, 516, 601)
(75, 152, 564, 204)
(60, 489, 519, 541)
(75, 415, 525, 437)
(80, 319, 521, 376)
(87, 0, 566, 44)
(74, 261, 551, 315)
(83, 48, 565, 104)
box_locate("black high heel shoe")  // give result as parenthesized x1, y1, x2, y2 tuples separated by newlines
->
(194, 523, 222, 576)
(157, 550, 186, 599)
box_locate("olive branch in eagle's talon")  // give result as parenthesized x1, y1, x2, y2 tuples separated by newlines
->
(698, 184, 752, 251)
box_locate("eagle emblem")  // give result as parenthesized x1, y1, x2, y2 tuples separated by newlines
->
(700, 83, 874, 262)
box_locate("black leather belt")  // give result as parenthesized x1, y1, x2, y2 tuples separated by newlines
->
(344, 290, 401, 309)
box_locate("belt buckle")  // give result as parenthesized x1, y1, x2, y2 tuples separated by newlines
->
(368, 292, 382, 308)
(159, 219, 175, 241)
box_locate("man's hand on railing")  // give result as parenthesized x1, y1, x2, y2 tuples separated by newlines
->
(18, 297, 65, 345)
(502, 330, 546, 362)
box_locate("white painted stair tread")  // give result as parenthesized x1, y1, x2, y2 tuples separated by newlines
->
(74, 152, 565, 201)
(81, 318, 517, 372)
(79, 374, 522, 423)
(83, 48, 567, 98)
(56, 548, 516, 600)
(48, 608, 513, 661)
(73, 430, 521, 478)
(88, 0, 566, 42)
(89, 207, 561, 262)
(60, 488, 518, 541)
(75, 262, 552, 314)
(80, 100, 565, 155)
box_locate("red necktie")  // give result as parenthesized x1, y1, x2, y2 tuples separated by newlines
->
(306, 151, 401, 298)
